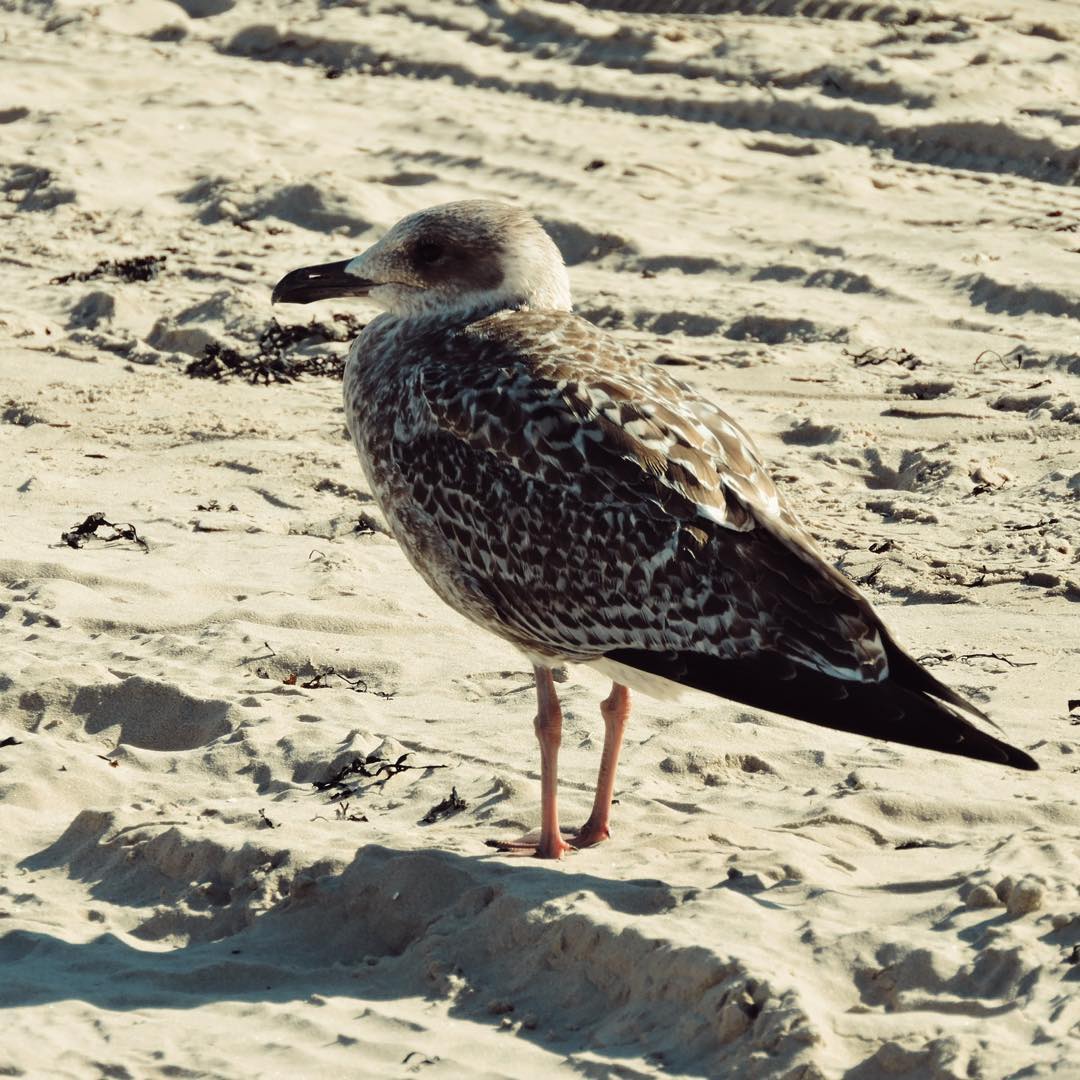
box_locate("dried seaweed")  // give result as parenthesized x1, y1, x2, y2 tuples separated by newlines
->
(185, 316, 363, 384)
(1004, 517, 1059, 532)
(974, 347, 1026, 370)
(844, 346, 921, 370)
(61, 512, 148, 553)
(855, 564, 883, 586)
(50, 255, 166, 285)
(420, 787, 467, 825)
(285, 668, 394, 699)
(916, 651, 1036, 669)
(313, 752, 449, 799)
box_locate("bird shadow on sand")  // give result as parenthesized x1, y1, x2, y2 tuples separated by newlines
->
(5, 839, 818, 1077)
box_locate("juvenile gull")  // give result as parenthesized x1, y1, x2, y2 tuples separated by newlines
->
(273, 200, 1037, 859)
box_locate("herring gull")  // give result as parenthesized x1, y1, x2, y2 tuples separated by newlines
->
(272, 200, 1037, 860)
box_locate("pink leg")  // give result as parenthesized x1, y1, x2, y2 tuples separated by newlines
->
(487, 666, 570, 860)
(570, 683, 630, 848)
(533, 667, 570, 859)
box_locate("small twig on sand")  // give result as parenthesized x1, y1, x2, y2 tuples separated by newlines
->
(917, 651, 1036, 669)
(334, 801, 367, 822)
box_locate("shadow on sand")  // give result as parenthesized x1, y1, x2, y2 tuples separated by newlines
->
(6, 826, 819, 1078)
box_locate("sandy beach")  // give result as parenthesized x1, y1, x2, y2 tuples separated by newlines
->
(1, 1, 1079, 1076)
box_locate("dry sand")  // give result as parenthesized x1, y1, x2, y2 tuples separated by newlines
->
(2, 1, 1079, 1077)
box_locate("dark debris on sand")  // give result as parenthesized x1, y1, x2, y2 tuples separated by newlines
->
(283, 667, 394, 698)
(314, 752, 449, 801)
(420, 787, 467, 825)
(61, 512, 148, 553)
(50, 255, 167, 285)
(185, 315, 364, 384)
(843, 345, 921, 371)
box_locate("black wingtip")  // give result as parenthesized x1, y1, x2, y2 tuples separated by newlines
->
(1004, 747, 1039, 771)
(605, 647, 1039, 773)
(880, 637, 1038, 770)
(955, 728, 1039, 771)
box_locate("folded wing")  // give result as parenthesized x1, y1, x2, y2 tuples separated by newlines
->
(394, 309, 1035, 769)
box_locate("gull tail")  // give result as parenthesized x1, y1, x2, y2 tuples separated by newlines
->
(604, 646, 1038, 771)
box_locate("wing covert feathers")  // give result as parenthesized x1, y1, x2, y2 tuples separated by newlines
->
(418, 311, 792, 534)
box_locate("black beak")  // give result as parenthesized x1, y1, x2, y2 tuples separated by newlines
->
(271, 259, 375, 305)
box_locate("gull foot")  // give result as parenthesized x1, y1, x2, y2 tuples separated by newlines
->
(568, 821, 610, 849)
(485, 828, 572, 860)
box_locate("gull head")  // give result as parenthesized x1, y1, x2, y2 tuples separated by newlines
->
(272, 200, 572, 319)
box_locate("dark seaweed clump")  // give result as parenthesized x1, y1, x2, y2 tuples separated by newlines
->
(51, 255, 167, 285)
(186, 315, 363, 384)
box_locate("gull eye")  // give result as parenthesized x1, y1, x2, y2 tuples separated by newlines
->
(414, 241, 445, 265)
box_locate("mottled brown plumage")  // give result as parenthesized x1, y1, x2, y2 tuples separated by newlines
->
(273, 200, 1037, 859)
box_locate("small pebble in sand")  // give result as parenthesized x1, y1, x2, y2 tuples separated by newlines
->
(970, 461, 1012, 490)
(780, 417, 843, 446)
(995, 875, 1015, 903)
(966, 883, 1000, 909)
(1007, 878, 1044, 917)
(717, 999, 752, 1044)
